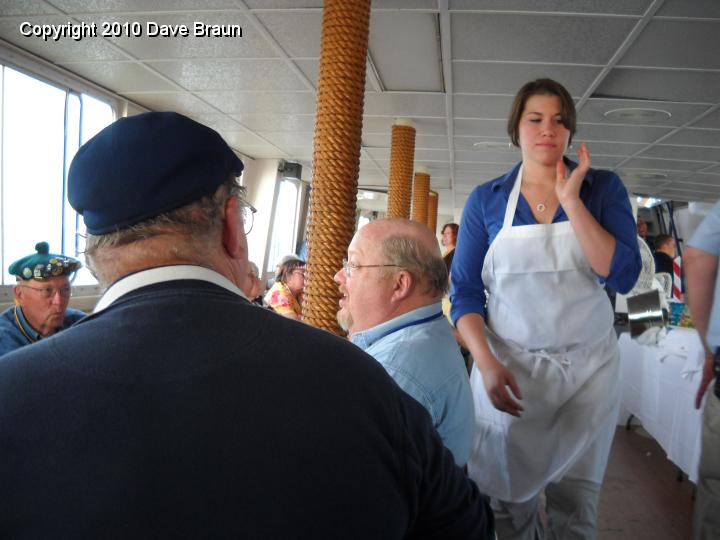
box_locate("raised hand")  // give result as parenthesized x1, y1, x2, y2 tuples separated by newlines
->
(555, 142, 591, 207)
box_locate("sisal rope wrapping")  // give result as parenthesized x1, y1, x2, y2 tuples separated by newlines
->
(427, 190, 438, 234)
(302, 0, 371, 334)
(387, 124, 416, 218)
(410, 171, 430, 224)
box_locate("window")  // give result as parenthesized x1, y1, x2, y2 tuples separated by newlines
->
(0, 65, 114, 285)
(266, 178, 300, 272)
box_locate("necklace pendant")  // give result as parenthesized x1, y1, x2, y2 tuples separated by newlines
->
(536, 203, 546, 212)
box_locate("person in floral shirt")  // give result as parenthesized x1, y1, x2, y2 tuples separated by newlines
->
(264, 256, 305, 319)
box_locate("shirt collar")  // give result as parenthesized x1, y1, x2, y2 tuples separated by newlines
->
(351, 303, 442, 350)
(94, 264, 248, 314)
(490, 158, 594, 195)
(13, 305, 42, 342)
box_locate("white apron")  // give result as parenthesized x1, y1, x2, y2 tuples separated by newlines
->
(467, 166, 620, 503)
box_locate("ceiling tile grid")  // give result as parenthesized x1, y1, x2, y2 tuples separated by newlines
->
(0, 0, 718, 208)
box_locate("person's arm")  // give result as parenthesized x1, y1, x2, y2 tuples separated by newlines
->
(456, 313, 523, 416)
(556, 144, 616, 277)
(684, 245, 718, 408)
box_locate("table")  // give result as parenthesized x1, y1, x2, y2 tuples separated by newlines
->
(618, 327, 705, 483)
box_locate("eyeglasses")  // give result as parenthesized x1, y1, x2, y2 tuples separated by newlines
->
(240, 200, 256, 235)
(20, 285, 72, 298)
(342, 259, 401, 279)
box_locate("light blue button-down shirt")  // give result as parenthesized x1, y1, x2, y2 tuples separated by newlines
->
(352, 303, 474, 465)
(688, 200, 720, 350)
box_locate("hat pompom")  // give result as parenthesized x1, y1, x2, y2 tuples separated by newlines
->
(35, 242, 49, 255)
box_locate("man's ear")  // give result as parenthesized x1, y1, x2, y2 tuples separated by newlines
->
(222, 196, 243, 259)
(391, 269, 414, 302)
(13, 284, 22, 303)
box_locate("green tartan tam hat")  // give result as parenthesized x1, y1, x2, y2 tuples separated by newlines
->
(8, 242, 82, 281)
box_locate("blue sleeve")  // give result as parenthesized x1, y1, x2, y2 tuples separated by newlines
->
(688, 200, 720, 255)
(598, 173, 642, 294)
(450, 186, 490, 324)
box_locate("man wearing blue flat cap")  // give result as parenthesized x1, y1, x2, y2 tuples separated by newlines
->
(0, 242, 84, 357)
(0, 112, 493, 539)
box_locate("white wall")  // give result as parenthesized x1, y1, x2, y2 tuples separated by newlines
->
(241, 158, 280, 275)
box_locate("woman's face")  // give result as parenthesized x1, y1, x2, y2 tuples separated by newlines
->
(285, 266, 306, 297)
(517, 94, 570, 167)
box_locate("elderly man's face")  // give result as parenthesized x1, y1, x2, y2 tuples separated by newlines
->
(14, 275, 72, 336)
(333, 226, 397, 335)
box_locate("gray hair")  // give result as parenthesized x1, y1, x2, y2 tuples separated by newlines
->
(378, 234, 448, 297)
(84, 177, 245, 283)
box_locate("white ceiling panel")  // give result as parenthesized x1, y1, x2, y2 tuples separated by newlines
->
(663, 129, 720, 148)
(657, 0, 720, 19)
(448, 0, 651, 15)
(453, 63, 601, 95)
(256, 131, 312, 147)
(222, 130, 279, 148)
(639, 145, 720, 162)
(619, 20, 720, 70)
(454, 118, 507, 137)
(2, 0, 718, 211)
(575, 123, 673, 144)
(122, 92, 217, 115)
(455, 149, 521, 163)
(51, 0, 239, 12)
(255, 11, 321, 58)
(595, 68, 720, 103)
(238, 113, 315, 132)
(368, 12, 442, 92)
(61, 61, 178, 92)
(691, 110, 720, 130)
(453, 94, 515, 119)
(578, 141, 648, 156)
(452, 14, 636, 64)
(0, 0, 59, 15)
(579, 99, 712, 128)
(148, 59, 308, 91)
(364, 92, 446, 117)
(622, 157, 713, 173)
(363, 117, 447, 135)
(198, 91, 316, 114)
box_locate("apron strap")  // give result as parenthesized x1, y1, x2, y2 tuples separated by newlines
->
(530, 350, 572, 382)
(502, 165, 523, 229)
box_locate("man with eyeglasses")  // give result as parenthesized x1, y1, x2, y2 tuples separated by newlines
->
(0, 241, 84, 357)
(334, 218, 475, 467)
(0, 112, 493, 539)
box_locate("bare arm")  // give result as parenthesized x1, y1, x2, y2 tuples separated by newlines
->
(684, 245, 719, 408)
(556, 144, 616, 277)
(456, 312, 524, 416)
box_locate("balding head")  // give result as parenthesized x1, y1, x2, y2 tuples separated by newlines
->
(335, 219, 448, 335)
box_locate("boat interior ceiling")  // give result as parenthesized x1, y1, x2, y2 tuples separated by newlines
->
(0, 0, 718, 217)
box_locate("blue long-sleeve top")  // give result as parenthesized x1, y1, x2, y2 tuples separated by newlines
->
(450, 160, 641, 324)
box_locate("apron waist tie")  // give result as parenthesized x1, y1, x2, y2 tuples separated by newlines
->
(530, 351, 572, 382)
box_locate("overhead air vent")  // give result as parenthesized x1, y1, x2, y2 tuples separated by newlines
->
(626, 172, 668, 181)
(603, 108, 672, 122)
(278, 161, 302, 179)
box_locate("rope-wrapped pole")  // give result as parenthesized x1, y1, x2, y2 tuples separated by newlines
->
(410, 166, 430, 225)
(302, 0, 371, 334)
(387, 119, 416, 218)
(427, 190, 438, 235)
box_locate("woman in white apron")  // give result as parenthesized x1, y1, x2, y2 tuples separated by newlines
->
(451, 79, 641, 539)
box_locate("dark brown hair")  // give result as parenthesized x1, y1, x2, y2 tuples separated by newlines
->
(507, 78, 576, 147)
(654, 234, 674, 251)
(441, 223, 459, 237)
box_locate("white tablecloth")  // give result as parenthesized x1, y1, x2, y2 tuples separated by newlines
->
(618, 328, 705, 483)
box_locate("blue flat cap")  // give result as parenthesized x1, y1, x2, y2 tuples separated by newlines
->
(8, 242, 81, 281)
(68, 112, 244, 234)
